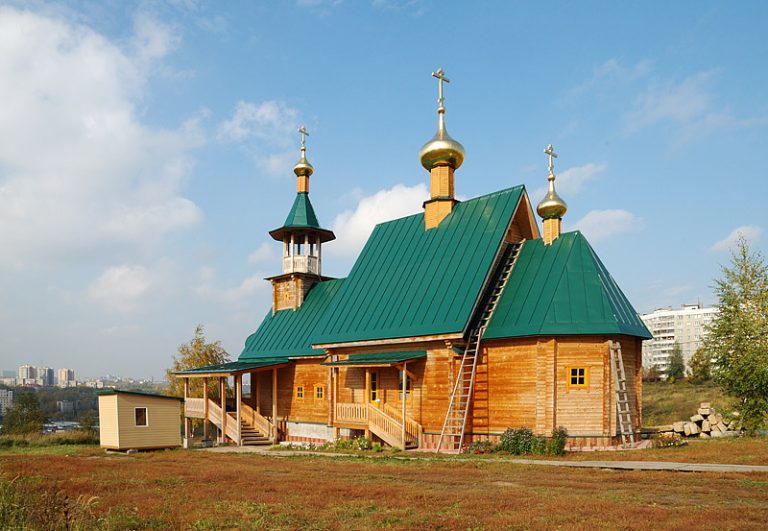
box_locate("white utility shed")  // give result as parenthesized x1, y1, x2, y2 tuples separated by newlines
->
(97, 389, 182, 450)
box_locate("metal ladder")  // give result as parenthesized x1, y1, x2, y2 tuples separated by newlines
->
(609, 340, 635, 445)
(437, 242, 523, 453)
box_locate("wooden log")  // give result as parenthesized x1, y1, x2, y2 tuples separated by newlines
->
(688, 422, 699, 435)
(700, 402, 711, 409)
(727, 420, 738, 430)
(711, 413, 723, 425)
(684, 423, 692, 436)
(710, 423, 721, 433)
(698, 408, 712, 416)
(717, 421, 728, 432)
(699, 432, 710, 438)
(711, 429, 724, 437)
(690, 414, 704, 423)
(673, 421, 686, 433)
(701, 419, 711, 432)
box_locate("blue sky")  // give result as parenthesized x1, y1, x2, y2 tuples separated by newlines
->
(1, 1, 766, 379)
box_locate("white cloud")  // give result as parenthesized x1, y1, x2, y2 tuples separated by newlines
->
(711, 225, 762, 252)
(563, 58, 652, 101)
(571, 209, 643, 242)
(331, 183, 429, 257)
(196, 272, 269, 305)
(0, 7, 202, 268)
(624, 71, 716, 131)
(248, 242, 275, 265)
(88, 265, 155, 311)
(217, 100, 301, 175)
(532, 162, 606, 201)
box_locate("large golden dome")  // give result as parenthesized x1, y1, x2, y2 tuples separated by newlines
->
(419, 125, 465, 170)
(536, 185, 568, 219)
(293, 154, 314, 178)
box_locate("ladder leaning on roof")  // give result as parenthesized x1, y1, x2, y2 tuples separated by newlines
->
(437, 241, 524, 453)
(609, 340, 636, 445)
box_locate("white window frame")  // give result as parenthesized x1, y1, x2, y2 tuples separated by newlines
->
(135, 406, 149, 427)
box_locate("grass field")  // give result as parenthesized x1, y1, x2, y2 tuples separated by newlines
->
(642, 380, 731, 426)
(2, 447, 768, 530)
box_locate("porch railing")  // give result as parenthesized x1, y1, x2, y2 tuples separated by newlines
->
(184, 397, 205, 419)
(368, 406, 405, 448)
(335, 402, 368, 425)
(383, 403, 423, 447)
(241, 402, 273, 438)
(207, 399, 240, 444)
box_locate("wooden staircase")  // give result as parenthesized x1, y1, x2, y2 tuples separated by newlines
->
(237, 416, 271, 446)
(207, 399, 273, 446)
(438, 242, 523, 453)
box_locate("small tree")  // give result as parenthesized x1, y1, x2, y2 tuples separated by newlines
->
(643, 365, 662, 382)
(166, 324, 230, 399)
(704, 236, 768, 432)
(2, 390, 47, 435)
(667, 342, 686, 383)
(688, 348, 712, 383)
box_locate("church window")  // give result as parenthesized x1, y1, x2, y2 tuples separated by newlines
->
(398, 371, 412, 402)
(295, 386, 304, 399)
(369, 371, 379, 402)
(568, 367, 588, 388)
(314, 385, 324, 400)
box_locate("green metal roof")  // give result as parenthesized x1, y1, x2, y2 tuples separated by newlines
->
(313, 186, 524, 345)
(322, 351, 426, 366)
(96, 389, 184, 401)
(484, 231, 652, 340)
(269, 193, 335, 242)
(239, 279, 345, 360)
(175, 358, 290, 375)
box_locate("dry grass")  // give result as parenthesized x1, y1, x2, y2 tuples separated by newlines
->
(2, 449, 768, 529)
(642, 381, 731, 426)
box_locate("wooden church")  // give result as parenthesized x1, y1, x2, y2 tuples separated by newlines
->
(176, 70, 652, 452)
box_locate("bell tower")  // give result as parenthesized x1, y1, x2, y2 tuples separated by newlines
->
(267, 126, 335, 312)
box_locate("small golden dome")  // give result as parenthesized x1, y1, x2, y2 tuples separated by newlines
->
(537, 143, 567, 219)
(419, 125, 465, 170)
(293, 154, 314, 178)
(536, 185, 568, 219)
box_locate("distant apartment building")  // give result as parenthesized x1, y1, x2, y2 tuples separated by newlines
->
(640, 303, 718, 373)
(57, 368, 76, 388)
(0, 389, 13, 416)
(57, 400, 76, 414)
(18, 365, 37, 385)
(37, 367, 54, 386)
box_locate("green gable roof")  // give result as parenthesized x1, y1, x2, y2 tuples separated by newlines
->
(484, 231, 652, 340)
(313, 186, 524, 345)
(239, 278, 345, 361)
(175, 358, 289, 375)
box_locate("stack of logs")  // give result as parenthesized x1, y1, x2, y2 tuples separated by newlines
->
(671, 402, 739, 438)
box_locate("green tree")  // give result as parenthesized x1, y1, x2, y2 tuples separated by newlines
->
(688, 348, 712, 383)
(704, 236, 768, 432)
(2, 390, 47, 435)
(166, 325, 230, 399)
(667, 342, 686, 382)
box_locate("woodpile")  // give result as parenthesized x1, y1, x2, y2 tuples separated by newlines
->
(670, 402, 740, 438)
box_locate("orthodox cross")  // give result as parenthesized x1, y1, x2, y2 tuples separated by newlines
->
(298, 126, 309, 150)
(432, 68, 450, 108)
(544, 144, 558, 175)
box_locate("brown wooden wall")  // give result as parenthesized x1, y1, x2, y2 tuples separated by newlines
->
(253, 359, 329, 424)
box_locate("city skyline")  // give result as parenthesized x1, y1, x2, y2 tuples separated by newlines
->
(1, 2, 766, 379)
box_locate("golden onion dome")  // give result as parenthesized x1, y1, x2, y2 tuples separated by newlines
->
(419, 124, 465, 170)
(536, 183, 568, 219)
(536, 143, 567, 219)
(293, 153, 314, 178)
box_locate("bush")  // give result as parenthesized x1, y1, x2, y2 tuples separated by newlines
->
(652, 432, 687, 448)
(548, 426, 569, 456)
(353, 436, 372, 451)
(467, 440, 494, 454)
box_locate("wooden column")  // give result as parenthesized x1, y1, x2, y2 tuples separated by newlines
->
(272, 368, 278, 441)
(364, 368, 371, 438)
(327, 366, 333, 427)
(203, 378, 209, 442)
(401, 364, 407, 449)
(220, 377, 226, 444)
(183, 378, 190, 445)
(235, 374, 242, 446)
(255, 372, 260, 414)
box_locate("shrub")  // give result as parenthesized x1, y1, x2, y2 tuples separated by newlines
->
(353, 436, 372, 451)
(548, 426, 569, 456)
(467, 440, 494, 454)
(652, 432, 687, 448)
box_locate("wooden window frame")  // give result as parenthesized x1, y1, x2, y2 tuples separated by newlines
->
(314, 384, 325, 400)
(295, 385, 304, 400)
(397, 371, 413, 405)
(369, 370, 380, 403)
(567, 367, 589, 389)
(134, 407, 148, 427)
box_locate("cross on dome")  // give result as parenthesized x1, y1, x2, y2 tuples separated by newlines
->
(544, 144, 558, 176)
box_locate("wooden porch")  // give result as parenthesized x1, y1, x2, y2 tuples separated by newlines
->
(334, 402, 422, 449)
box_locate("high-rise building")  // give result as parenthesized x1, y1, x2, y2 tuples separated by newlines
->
(57, 368, 76, 388)
(37, 367, 54, 386)
(640, 304, 718, 373)
(0, 389, 13, 416)
(18, 365, 37, 385)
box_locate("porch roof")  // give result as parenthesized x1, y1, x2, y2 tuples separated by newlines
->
(174, 357, 290, 376)
(322, 350, 426, 367)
